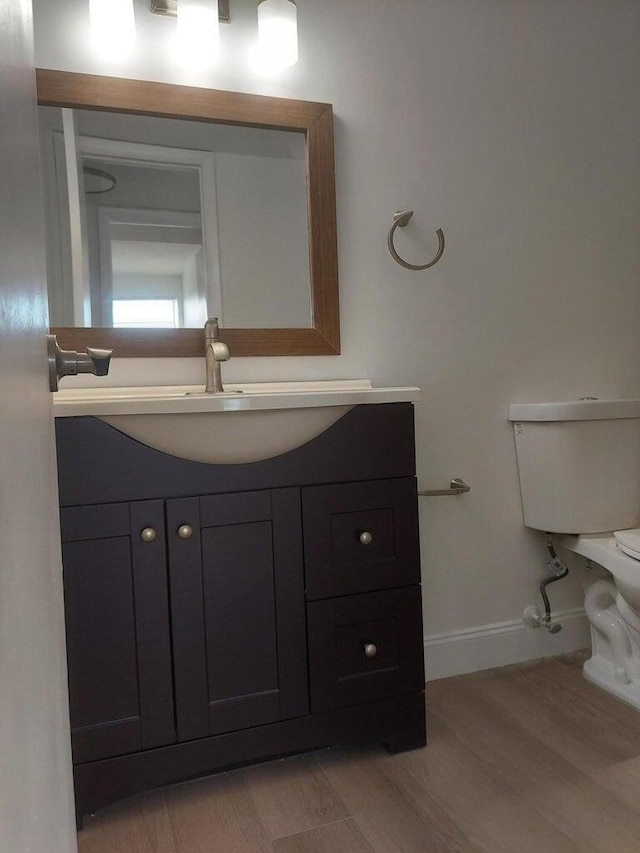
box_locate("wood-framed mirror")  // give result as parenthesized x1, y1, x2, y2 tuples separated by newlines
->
(36, 69, 340, 357)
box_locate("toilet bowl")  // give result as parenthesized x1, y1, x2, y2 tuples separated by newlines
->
(559, 531, 640, 706)
(509, 398, 640, 710)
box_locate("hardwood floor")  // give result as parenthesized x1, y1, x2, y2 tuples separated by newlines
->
(77, 651, 640, 853)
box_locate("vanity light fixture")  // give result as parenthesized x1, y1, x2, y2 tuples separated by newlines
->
(255, 0, 298, 70)
(90, 0, 136, 59)
(151, 0, 230, 22)
(175, 0, 220, 69)
(151, 0, 298, 71)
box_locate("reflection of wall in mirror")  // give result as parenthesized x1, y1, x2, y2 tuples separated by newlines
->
(86, 163, 204, 328)
(216, 152, 311, 328)
(39, 106, 312, 330)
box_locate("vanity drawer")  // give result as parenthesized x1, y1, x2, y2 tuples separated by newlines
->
(302, 478, 420, 599)
(307, 587, 424, 713)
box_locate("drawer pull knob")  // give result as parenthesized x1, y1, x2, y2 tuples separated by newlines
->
(140, 527, 157, 543)
(177, 524, 194, 540)
(364, 643, 378, 658)
(359, 531, 373, 546)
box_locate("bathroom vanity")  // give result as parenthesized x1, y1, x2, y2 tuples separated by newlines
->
(53, 384, 426, 824)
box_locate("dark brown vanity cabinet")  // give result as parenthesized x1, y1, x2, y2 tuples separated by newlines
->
(55, 403, 426, 823)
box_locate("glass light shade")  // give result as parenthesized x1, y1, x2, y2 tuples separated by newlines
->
(175, 0, 220, 69)
(89, 0, 136, 60)
(256, 0, 298, 70)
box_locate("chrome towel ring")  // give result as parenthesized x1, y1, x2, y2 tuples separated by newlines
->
(387, 210, 445, 271)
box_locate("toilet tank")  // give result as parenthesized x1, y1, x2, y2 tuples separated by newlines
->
(509, 399, 640, 533)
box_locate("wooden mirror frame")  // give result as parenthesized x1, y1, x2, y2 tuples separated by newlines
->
(36, 69, 340, 357)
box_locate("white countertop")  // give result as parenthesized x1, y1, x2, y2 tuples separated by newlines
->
(52, 379, 423, 418)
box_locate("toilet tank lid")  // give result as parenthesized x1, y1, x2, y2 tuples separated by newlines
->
(509, 399, 640, 422)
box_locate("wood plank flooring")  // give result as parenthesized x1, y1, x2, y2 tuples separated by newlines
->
(78, 651, 640, 853)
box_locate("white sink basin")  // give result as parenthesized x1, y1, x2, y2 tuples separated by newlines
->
(53, 380, 422, 464)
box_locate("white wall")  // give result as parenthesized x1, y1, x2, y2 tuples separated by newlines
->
(34, 0, 640, 676)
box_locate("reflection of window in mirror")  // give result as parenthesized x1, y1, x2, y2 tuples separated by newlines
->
(38, 105, 312, 331)
(112, 299, 180, 329)
(94, 201, 208, 329)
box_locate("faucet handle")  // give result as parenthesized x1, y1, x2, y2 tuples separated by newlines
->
(204, 317, 220, 339)
(211, 341, 230, 363)
(86, 347, 113, 377)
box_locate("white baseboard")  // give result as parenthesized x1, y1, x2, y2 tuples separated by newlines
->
(424, 607, 590, 681)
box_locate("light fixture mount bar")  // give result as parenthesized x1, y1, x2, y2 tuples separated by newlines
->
(151, 0, 230, 23)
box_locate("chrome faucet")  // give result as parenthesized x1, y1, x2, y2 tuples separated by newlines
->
(204, 317, 230, 393)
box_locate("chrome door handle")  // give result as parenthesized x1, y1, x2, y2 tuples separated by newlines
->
(47, 334, 113, 391)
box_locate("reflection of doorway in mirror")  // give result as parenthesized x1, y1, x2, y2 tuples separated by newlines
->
(39, 121, 221, 328)
(95, 205, 208, 328)
(83, 153, 217, 329)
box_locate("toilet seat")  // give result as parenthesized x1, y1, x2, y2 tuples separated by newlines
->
(614, 528, 640, 561)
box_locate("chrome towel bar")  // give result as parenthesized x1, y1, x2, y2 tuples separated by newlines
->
(418, 478, 470, 497)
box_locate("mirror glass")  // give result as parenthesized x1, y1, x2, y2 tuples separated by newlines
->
(38, 106, 311, 331)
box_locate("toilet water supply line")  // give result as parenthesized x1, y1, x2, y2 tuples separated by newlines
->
(538, 539, 570, 633)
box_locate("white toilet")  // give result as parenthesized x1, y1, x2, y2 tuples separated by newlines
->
(509, 398, 640, 709)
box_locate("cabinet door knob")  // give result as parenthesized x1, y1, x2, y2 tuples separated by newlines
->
(177, 524, 194, 540)
(140, 527, 157, 543)
(359, 531, 373, 546)
(364, 643, 378, 658)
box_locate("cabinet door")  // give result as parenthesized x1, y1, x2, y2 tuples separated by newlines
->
(302, 478, 420, 599)
(167, 488, 308, 742)
(60, 500, 175, 764)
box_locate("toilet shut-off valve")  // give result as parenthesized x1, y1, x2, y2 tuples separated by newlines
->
(538, 540, 570, 632)
(523, 539, 570, 633)
(47, 334, 113, 392)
